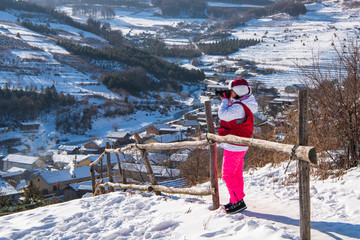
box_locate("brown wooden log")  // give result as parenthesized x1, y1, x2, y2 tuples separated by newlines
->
(105, 144, 135, 154)
(115, 153, 127, 184)
(205, 133, 317, 164)
(89, 152, 106, 167)
(298, 88, 311, 240)
(100, 182, 214, 196)
(205, 100, 220, 210)
(106, 142, 114, 192)
(135, 140, 208, 151)
(134, 133, 161, 195)
(90, 165, 96, 194)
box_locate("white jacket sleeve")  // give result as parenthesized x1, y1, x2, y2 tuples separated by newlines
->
(218, 99, 246, 121)
(218, 95, 258, 122)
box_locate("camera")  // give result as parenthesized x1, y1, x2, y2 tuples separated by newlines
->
(215, 89, 231, 98)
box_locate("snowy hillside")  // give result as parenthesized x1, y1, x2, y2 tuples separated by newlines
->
(0, 161, 359, 240)
(1, 0, 360, 154)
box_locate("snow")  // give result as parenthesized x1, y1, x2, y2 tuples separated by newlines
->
(0, 178, 19, 196)
(0, 1, 360, 238)
(3, 154, 39, 165)
(0, 162, 359, 239)
(39, 166, 95, 184)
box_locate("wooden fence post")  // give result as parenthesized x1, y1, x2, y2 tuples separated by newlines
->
(134, 133, 161, 195)
(106, 142, 114, 192)
(204, 100, 220, 210)
(115, 153, 127, 184)
(298, 88, 311, 240)
(90, 165, 96, 194)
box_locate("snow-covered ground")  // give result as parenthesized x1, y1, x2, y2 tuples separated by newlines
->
(0, 161, 359, 240)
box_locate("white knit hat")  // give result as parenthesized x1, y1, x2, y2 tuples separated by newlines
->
(228, 79, 251, 97)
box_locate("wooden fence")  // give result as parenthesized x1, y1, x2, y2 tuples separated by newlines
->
(89, 89, 316, 240)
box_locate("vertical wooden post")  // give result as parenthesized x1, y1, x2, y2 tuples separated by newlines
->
(204, 100, 220, 210)
(298, 88, 311, 240)
(106, 142, 114, 192)
(134, 133, 161, 195)
(90, 165, 96, 194)
(115, 153, 127, 184)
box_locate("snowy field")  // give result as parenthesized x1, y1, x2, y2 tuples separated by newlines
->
(0, 161, 359, 240)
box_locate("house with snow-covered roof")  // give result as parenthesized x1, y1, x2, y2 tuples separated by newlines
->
(2, 154, 44, 172)
(146, 124, 181, 136)
(58, 145, 80, 154)
(176, 120, 201, 133)
(0, 167, 30, 182)
(113, 162, 181, 182)
(89, 153, 135, 173)
(145, 132, 187, 144)
(106, 131, 131, 146)
(0, 177, 20, 201)
(30, 166, 99, 195)
(19, 121, 40, 132)
(144, 133, 187, 153)
(80, 138, 113, 153)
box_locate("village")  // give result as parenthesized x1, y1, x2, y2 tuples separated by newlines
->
(0, 78, 304, 212)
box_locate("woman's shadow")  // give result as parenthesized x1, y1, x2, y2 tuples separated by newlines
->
(244, 210, 360, 240)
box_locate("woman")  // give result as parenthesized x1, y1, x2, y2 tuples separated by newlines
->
(218, 78, 258, 214)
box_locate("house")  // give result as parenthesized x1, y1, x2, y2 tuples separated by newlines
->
(253, 112, 268, 126)
(285, 84, 307, 93)
(30, 166, 99, 195)
(113, 162, 181, 182)
(0, 167, 30, 182)
(0, 177, 20, 201)
(52, 154, 90, 169)
(71, 155, 92, 168)
(106, 131, 131, 146)
(2, 154, 44, 172)
(9, 145, 30, 154)
(19, 121, 40, 132)
(212, 73, 238, 81)
(270, 92, 298, 107)
(146, 124, 180, 136)
(145, 132, 187, 144)
(58, 145, 80, 154)
(0, 126, 13, 134)
(206, 84, 228, 95)
(63, 179, 96, 201)
(89, 153, 135, 174)
(80, 138, 113, 153)
(176, 120, 201, 133)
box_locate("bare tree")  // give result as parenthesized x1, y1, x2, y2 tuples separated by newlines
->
(298, 39, 360, 169)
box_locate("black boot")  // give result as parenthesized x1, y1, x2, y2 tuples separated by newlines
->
(225, 199, 247, 214)
(223, 202, 232, 210)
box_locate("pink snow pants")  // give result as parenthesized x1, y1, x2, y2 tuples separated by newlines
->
(222, 149, 246, 203)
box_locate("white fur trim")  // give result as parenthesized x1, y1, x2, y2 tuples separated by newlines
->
(232, 85, 249, 97)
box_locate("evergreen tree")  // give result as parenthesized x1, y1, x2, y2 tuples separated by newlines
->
(22, 181, 44, 204)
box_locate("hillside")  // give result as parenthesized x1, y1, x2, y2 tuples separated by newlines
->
(0, 161, 359, 240)
(1, 0, 360, 155)
(0, 0, 360, 239)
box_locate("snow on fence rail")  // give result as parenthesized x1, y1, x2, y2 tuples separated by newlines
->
(89, 90, 316, 240)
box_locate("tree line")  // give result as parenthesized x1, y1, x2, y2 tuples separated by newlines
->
(225, 0, 307, 28)
(20, 20, 58, 35)
(57, 41, 205, 85)
(198, 38, 262, 55)
(72, 4, 116, 18)
(152, 0, 206, 18)
(0, 85, 75, 122)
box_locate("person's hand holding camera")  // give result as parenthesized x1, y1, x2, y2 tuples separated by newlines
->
(221, 90, 231, 100)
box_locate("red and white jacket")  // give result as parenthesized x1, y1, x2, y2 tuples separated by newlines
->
(218, 95, 258, 152)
